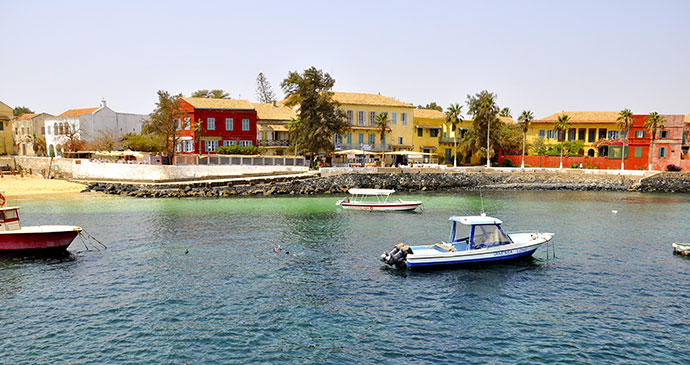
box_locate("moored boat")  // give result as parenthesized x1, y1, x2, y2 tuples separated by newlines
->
(672, 243, 690, 256)
(381, 214, 553, 269)
(0, 191, 82, 252)
(336, 188, 422, 211)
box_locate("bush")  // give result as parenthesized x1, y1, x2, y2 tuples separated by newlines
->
(667, 164, 682, 172)
(500, 159, 517, 167)
(570, 163, 581, 168)
(216, 145, 265, 155)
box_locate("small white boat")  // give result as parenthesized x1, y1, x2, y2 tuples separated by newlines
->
(673, 243, 690, 256)
(381, 214, 553, 269)
(336, 188, 422, 212)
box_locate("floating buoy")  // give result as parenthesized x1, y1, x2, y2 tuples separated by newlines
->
(612, 210, 618, 214)
(184, 249, 189, 254)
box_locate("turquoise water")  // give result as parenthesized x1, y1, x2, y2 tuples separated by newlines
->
(1, 191, 689, 364)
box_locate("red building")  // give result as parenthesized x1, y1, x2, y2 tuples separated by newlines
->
(175, 97, 257, 154)
(627, 114, 690, 171)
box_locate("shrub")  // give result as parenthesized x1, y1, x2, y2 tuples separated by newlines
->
(667, 164, 682, 172)
(500, 159, 517, 167)
(570, 163, 581, 168)
(216, 145, 265, 155)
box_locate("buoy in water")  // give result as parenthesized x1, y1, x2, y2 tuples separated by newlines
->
(184, 249, 189, 254)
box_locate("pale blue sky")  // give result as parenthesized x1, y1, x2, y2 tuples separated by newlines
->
(2, 0, 689, 118)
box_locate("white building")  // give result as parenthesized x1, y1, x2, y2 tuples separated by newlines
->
(45, 100, 146, 156)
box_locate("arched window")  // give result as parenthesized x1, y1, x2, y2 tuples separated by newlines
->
(53, 123, 58, 135)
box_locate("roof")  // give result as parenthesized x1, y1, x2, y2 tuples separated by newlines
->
(684, 115, 690, 123)
(181, 97, 254, 110)
(498, 116, 517, 124)
(414, 109, 446, 119)
(252, 103, 295, 120)
(330, 92, 414, 108)
(534, 111, 619, 124)
(15, 113, 38, 120)
(58, 107, 99, 117)
(348, 188, 395, 195)
(449, 215, 503, 225)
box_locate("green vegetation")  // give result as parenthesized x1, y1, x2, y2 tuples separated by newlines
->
(518, 110, 534, 168)
(13, 106, 33, 117)
(644, 112, 666, 171)
(616, 108, 633, 170)
(417, 102, 443, 112)
(462, 90, 518, 165)
(375, 112, 389, 165)
(142, 90, 183, 160)
(191, 89, 230, 98)
(121, 133, 163, 152)
(554, 113, 571, 168)
(445, 103, 463, 167)
(216, 145, 264, 155)
(256, 72, 277, 103)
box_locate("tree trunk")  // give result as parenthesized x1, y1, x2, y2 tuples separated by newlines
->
(453, 138, 457, 167)
(521, 133, 526, 168)
(560, 142, 564, 169)
(648, 137, 655, 171)
(621, 140, 625, 170)
(486, 118, 491, 168)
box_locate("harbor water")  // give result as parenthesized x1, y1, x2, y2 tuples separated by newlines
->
(1, 191, 689, 363)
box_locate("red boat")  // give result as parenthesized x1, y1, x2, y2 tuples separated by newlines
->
(0, 192, 82, 252)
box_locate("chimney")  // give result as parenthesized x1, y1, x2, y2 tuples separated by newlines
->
(272, 100, 276, 107)
(100, 98, 107, 108)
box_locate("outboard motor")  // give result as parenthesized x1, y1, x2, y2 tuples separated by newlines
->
(380, 243, 412, 267)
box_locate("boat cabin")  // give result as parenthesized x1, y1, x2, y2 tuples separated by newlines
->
(448, 215, 512, 251)
(347, 188, 395, 202)
(0, 207, 21, 231)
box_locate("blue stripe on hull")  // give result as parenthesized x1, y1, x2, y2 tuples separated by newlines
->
(406, 248, 537, 268)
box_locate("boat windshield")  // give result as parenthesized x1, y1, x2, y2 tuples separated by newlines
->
(471, 224, 512, 249)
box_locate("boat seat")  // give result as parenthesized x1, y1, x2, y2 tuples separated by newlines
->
(433, 243, 455, 252)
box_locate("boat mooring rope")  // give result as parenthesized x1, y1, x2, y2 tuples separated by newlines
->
(78, 229, 108, 251)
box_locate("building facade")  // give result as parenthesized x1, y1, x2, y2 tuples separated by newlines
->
(254, 102, 295, 156)
(626, 114, 690, 170)
(0, 100, 14, 155)
(528, 111, 622, 157)
(45, 100, 146, 156)
(412, 109, 444, 163)
(12, 112, 53, 156)
(176, 97, 257, 154)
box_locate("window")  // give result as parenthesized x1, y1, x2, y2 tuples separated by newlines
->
(205, 140, 219, 152)
(635, 130, 644, 138)
(184, 117, 191, 130)
(174, 118, 181, 130)
(0, 122, 3, 131)
(346, 132, 352, 145)
(547, 130, 557, 139)
(176, 142, 182, 152)
(240, 140, 253, 147)
(242, 118, 250, 131)
(392, 112, 397, 125)
(183, 140, 193, 152)
(46, 126, 51, 135)
(369, 111, 376, 126)
(346, 110, 353, 125)
(578, 129, 585, 140)
(659, 130, 669, 139)
(417, 128, 423, 137)
(401, 113, 407, 125)
(398, 137, 403, 144)
(598, 128, 607, 139)
(430, 129, 439, 138)
(568, 129, 576, 141)
(608, 130, 619, 139)
(358, 133, 364, 145)
(225, 118, 233, 131)
(368, 133, 375, 146)
(224, 140, 237, 146)
(539, 129, 545, 139)
(658, 147, 667, 158)
(588, 129, 596, 142)
(207, 118, 215, 130)
(634, 146, 642, 158)
(357, 111, 365, 126)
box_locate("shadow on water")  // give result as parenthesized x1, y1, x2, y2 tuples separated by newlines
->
(379, 255, 545, 277)
(0, 249, 76, 265)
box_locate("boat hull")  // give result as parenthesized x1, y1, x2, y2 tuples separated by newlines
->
(0, 226, 82, 251)
(673, 243, 690, 256)
(341, 201, 422, 211)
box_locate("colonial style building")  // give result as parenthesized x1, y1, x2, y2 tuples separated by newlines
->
(13, 112, 53, 156)
(175, 97, 257, 154)
(45, 100, 145, 156)
(253, 102, 295, 156)
(528, 111, 622, 157)
(412, 108, 444, 163)
(627, 114, 690, 170)
(0, 100, 14, 155)
(330, 92, 415, 153)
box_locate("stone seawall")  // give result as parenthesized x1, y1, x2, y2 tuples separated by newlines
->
(81, 171, 690, 198)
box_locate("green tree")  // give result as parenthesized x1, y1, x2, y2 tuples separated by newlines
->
(465, 90, 501, 167)
(417, 102, 443, 112)
(445, 103, 463, 167)
(616, 108, 633, 170)
(644, 112, 666, 171)
(28, 133, 47, 156)
(281, 67, 347, 162)
(13, 106, 33, 117)
(121, 133, 163, 152)
(256, 72, 277, 103)
(553, 113, 571, 168)
(375, 112, 389, 165)
(517, 110, 534, 168)
(142, 90, 183, 163)
(191, 89, 230, 99)
(499, 107, 512, 118)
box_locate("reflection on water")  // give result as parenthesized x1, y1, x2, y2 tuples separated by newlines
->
(1, 191, 689, 363)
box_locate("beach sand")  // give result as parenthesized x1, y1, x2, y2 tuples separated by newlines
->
(0, 175, 86, 198)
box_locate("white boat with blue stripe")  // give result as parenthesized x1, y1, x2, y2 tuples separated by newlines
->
(381, 214, 553, 269)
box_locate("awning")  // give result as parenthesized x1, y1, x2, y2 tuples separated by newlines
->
(201, 136, 222, 141)
(257, 124, 289, 132)
(384, 151, 436, 156)
(415, 125, 442, 130)
(332, 149, 377, 155)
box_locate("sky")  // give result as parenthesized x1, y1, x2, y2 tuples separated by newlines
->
(2, 0, 689, 119)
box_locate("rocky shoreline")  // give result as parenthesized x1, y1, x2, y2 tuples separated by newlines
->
(80, 171, 690, 198)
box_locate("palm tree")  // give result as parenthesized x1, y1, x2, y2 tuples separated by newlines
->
(517, 110, 534, 168)
(616, 108, 633, 171)
(375, 112, 389, 166)
(445, 104, 463, 167)
(553, 113, 571, 169)
(644, 112, 666, 171)
(28, 133, 47, 156)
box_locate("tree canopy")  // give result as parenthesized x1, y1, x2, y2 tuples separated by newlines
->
(13, 106, 33, 117)
(191, 89, 230, 99)
(256, 72, 277, 103)
(461, 90, 504, 161)
(281, 67, 347, 156)
(499, 107, 512, 118)
(142, 90, 183, 159)
(417, 102, 443, 112)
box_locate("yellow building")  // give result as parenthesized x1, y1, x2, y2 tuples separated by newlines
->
(0, 100, 14, 155)
(412, 109, 444, 163)
(253, 102, 295, 156)
(330, 92, 415, 154)
(528, 111, 622, 157)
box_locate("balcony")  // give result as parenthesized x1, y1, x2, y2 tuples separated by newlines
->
(258, 139, 289, 147)
(335, 143, 392, 152)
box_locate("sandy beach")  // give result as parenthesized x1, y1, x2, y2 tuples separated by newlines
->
(0, 175, 86, 198)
